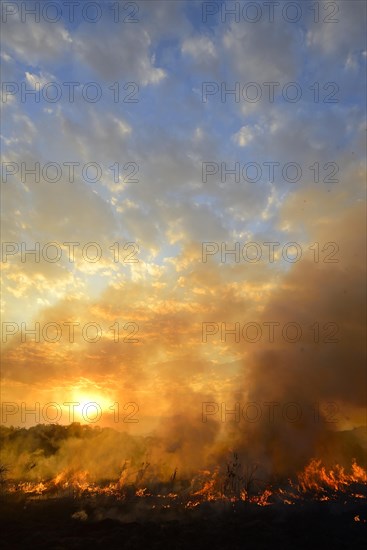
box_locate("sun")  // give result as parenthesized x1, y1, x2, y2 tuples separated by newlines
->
(68, 388, 113, 423)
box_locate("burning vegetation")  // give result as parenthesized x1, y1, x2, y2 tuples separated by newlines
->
(1, 423, 366, 549)
(1, 423, 366, 510)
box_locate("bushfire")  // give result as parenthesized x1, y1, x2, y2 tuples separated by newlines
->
(3, 458, 366, 511)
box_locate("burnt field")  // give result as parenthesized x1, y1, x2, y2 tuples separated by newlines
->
(1, 489, 366, 550)
(1, 424, 367, 548)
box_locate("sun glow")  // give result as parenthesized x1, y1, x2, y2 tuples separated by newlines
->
(69, 389, 113, 422)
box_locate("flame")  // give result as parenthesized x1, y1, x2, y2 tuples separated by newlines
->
(250, 489, 272, 506)
(297, 459, 367, 494)
(192, 469, 223, 501)
(5, 459, 366, 511)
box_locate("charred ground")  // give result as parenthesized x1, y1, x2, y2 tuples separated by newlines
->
(1, 492, 366, 550)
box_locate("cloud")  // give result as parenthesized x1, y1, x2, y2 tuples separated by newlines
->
(232, 124, 263, 147)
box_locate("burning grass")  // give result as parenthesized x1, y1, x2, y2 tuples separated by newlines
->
(3, 457, 366, 510)
(1, 424, 366, 549)
(1, 454, 366, 549)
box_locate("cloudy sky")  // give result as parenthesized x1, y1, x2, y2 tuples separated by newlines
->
(1, 0, 366, 453)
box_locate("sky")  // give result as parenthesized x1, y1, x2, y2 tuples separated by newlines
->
(0, 0, 366, 460)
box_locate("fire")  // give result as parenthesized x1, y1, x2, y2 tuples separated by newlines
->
(192, 469, 223, 501)
(52, 470, 91, 492)
(250, 489, 272, 506)
(4, 459, 367, 511)
(297, 459, 367, 494)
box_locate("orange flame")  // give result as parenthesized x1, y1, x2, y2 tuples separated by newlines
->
(298, 459, 367, 494)
(5, 459, 366, 509)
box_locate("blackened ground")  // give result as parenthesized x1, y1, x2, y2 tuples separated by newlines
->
(1, 495, 366, 550)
